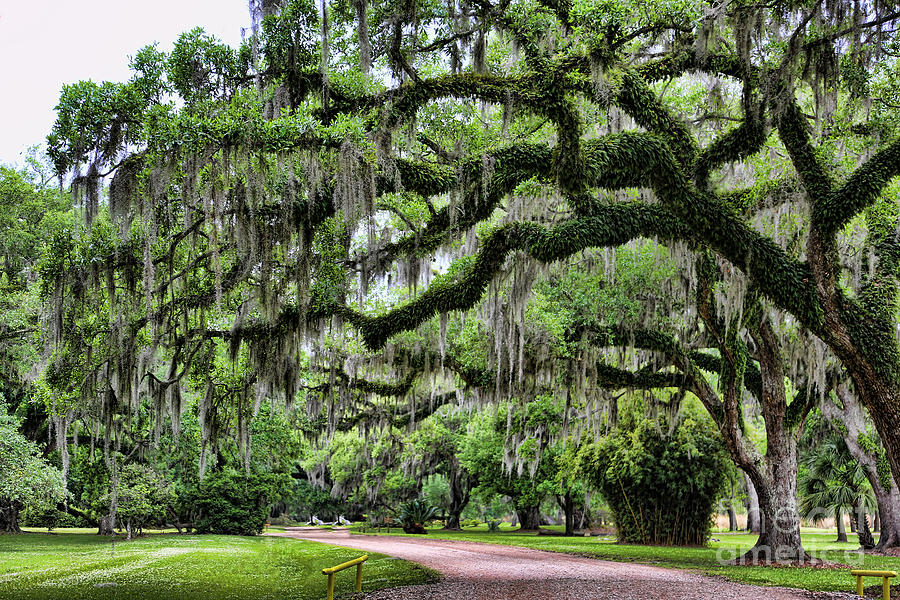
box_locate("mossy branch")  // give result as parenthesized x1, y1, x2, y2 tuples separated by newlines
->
(336, 391, 458, 432)
(594, 363, 691, 390)
(774, 97, 833, 205)
(694, 113, 766, 188)
(319, 203, 692, 350)
(819, 137, 900, 234)
(361, 144, 552, 269)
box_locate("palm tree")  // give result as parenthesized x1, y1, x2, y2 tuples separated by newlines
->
(800, 434, 876, 548)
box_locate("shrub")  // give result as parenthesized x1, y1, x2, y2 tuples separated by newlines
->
(118, 464, 174, 537)
(580, 417, 728, 546)
(20, 506, 61, 530)
(460, 518, 480, 528)
(192, 469, 289, 535)
(269, 514, 299, 526)
(397, 499, 437, 534)
(0, 423, 65, 532)
(22, 508, 92, 530)
(487, 518, 502, 532)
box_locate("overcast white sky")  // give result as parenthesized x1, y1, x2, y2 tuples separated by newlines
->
(0, 1, 250, 167)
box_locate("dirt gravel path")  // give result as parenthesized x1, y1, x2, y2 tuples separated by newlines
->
(269, 527, 854, 599)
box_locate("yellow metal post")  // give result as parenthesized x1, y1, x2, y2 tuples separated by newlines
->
(851, 570, 897, 600)
(322, 555, 368, 600)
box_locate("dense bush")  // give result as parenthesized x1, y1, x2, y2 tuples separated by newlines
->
(192, 469, 290, 535)
(580, 417, 728, 546)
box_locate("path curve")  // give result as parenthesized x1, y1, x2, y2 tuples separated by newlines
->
(269, 528, 852, 599)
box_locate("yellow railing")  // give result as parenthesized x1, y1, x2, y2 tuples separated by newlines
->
(322, 555, 368, 600)
(851, 569, 897, 600)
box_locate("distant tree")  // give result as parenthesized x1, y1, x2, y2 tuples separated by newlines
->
(406, 406, 474, 530)
(0, 419, 66, 532)
(117, 463, 175, 539)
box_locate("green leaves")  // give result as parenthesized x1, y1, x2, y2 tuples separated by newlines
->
(580, 416, 728, 545)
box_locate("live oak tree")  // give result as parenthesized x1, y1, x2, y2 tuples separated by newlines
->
(43, 0, 900, 555)
(459, 403, 551, 530)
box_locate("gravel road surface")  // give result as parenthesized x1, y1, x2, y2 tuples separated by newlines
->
(269, 527, 854, 599)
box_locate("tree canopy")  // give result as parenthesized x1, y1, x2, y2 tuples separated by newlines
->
(8, 0, 900, 555)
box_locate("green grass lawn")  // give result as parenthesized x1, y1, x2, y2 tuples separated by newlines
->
(351, 526, 895, 594)
(0, 531, 435, 600)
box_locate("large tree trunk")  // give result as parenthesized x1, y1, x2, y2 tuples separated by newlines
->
(0, 500, 22, 533)
(97, 514, 115, 536)
(739, 454, 806, 562)
(691, 271, 807, 562)
(735, 315, 806, 562)
(557, 493, 576, 536)
(874, 486, 900, 551)
(744, 315, 806, 562)
(516, 505, 541, 530)
(443, 461, 470, 530)
(824, 385, 900, 551)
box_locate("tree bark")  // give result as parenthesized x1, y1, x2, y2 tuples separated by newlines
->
(97, 514, 115, 536)
(745, 473, 761, 533)
(558, 493, 576, 536)
(0, 500, 22, 533)
(739, 447, 806, 562)
(836, 509, 847, 543)
(874, 487, 900, 551)
(516, 505, 541, 530)
(823, 385, 900, 551)
(443, 463, 470, 530)
(713, 310, 807, 563)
